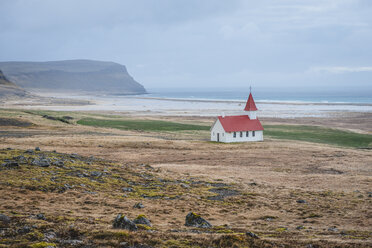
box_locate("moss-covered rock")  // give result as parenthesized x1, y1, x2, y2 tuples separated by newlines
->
(185, 212, 212, 228)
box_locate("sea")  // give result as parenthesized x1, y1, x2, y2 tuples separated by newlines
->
(32, 87, 372, 118)
(145, 87, 372, 104)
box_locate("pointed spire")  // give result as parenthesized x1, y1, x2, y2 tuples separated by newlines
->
(244, 92, 258, 111)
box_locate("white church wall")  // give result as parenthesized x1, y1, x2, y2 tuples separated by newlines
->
(210, 120, 226, 142)
(217, 130, 263, 143)
(247, 111, 256, 120)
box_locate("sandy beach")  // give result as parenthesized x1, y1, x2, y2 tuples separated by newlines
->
(3, 92, 372, 120)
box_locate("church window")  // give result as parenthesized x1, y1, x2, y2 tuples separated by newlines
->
(233, 132, 236, 138)
(253, 131, 255, 137)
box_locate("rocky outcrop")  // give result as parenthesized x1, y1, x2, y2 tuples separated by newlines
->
(0, 69, 31, 99)
(133, 215, 152, 227)
(113, 214, 138, 231)
(185, 212, 212, 228)
(0, 60, 147, 94)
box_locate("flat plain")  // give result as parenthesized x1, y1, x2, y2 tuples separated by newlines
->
(0, 108, 371, 247)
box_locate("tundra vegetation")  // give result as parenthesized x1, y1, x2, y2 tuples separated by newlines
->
(0, 108, 371, 247)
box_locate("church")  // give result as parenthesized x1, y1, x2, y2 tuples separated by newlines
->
(210, 92, 264, 143)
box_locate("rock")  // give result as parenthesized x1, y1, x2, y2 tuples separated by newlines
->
(133, 203, 144, 209)
(43, 231, 57, 241)
(180, 183, 190, 189)
(32, 158, 51, 167)
(133, 215, 152, 227)
(122, 187, 134, 192)
(185, 212, 212, 228)
(36, 213, 46, 220)
(296, 199, 307, 204)
(119, 242, 130, 248)
(25, 149, 35, 154)
(91, 171, 102, 177)
(52, 160, 64, 167)
(113, 214, 138, 231)
(119, 243, 154, 248)
(246, 231, 259, 239)
(70, 154, 78, 159)
(60, 239, 84, 245)
(0, 214, 10, 224)
(13, 155, 26, 163)
(35, 147, 41, 151)
(296, 225, 305, 230)
(1, 161, 19, 168)
(328, 227, 338, 232)
(64, 184, 74, 189)
(17, 226, 32, 234)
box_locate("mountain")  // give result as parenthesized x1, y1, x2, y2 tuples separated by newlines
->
(0, 60, 147, 94)
(0, 69, 30, 99)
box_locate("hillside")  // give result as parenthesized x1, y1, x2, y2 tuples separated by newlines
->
(0, 60, 147, 94)
(0, 69, 31, 99)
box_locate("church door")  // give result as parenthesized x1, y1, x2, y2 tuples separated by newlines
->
(217, 133, 220, 142)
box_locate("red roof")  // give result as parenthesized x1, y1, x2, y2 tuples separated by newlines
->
(217, 115, 264, 132)
(244, 93, 258, 111)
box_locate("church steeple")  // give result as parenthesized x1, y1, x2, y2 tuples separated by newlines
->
(244, 89, 258, 119)
(244, 93, 258, 111)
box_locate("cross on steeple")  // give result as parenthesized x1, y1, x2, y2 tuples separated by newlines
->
(249, 86, 252, 93)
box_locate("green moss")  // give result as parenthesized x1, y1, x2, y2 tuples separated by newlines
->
(162, 239, 194, 248)
(135, 214, 148, 219)
(212, 225, 233, 233)
(29, 242, 56, 248)
(25, 230, 44, 241)
(275, 227, 287, 233)
(189, 212, 201, 218)
(136, 224, 155, 231)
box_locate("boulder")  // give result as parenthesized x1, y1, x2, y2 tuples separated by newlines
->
(133, 202, 144, 209)
(32, 158, 50, 167)
(296, 199, 307, 204)
(113, 214, 138, 231)
(0, 214, 10, 224)
(36, 213, 46, 220)
(52, 160, 64, 167)
(1, 161, 19, 168)
(122, 187, 134, 192)
(17, 226, 32, 234)
(91, 171, 102, 177)
(133, 215, 152, 227)
(246, 231, 259, 239)
(185, 212, 212, 228)
(35, 147, 41, 151)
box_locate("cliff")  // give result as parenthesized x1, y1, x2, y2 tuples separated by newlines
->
(0, 60, 146, 94)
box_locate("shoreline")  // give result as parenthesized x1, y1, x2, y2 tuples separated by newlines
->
(132, 96, 372, 106)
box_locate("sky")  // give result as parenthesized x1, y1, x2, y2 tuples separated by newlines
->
(0, 0, 371, 90)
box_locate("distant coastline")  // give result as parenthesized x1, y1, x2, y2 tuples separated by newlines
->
(132, 96, 372, 107)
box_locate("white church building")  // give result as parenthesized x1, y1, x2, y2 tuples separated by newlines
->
(210, 92, 264, 143)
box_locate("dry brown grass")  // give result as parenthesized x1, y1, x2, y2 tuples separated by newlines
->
(0, 109, 371, 247)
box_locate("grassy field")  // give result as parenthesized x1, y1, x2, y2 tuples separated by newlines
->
(76, 117, 372, 148)
(264, 125, 372, 148)
(77, 117, 211, 132)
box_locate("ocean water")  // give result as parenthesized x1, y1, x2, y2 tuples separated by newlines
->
(32, 88, 372, 118)
(146, 87, 372, 104)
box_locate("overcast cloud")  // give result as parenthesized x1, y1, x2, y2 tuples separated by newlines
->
(0, 0, 371, 90)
